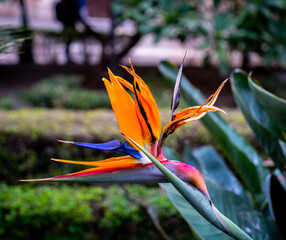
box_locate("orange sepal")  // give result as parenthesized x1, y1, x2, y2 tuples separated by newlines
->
(103, 69, 144, 148)
(120, 63, 161, 141)
(164, 105, 225, 134)
(51, 155, 138, 170)
(137, 92, 161, 140)
(163, 79, 228, 135)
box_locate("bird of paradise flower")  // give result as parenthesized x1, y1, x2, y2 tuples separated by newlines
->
(21, 58, 253, 240)
(22, 61, 225, 194)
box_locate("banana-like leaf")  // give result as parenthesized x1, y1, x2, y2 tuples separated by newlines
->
(230, 70, 286, 170)
(127, 136, 253, 240)
(183, 146, 202, 171)
(248, 76, 286, 134)
(191, 146, 249, 201)
(164, 148, 281, 240)
(161, 182, 230, 240)
(159, 61, 267, 201)
(163, 146, 183, 162)
(161, 180, 280, 240)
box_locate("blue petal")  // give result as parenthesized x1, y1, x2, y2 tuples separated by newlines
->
(117, 142, 142, 159)
(66, 140, 142, 159)
(72, 140, 121, 150)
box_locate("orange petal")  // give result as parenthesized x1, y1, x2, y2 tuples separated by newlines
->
(134, 94, 153, 143)
(51, 155, 138, 168)
(121, 64, 161, 141)
(116, 76, 133, 91)
(52, 155, 139, 178)
(163, 79, 228, 135)
(137, 92, 161, 140)
(208, 79, 228, 106)
(117, 74, 158, 142)
(163, 106, 225, 134)
(173, 94, 214, 119)
(103, 69, 144, 148)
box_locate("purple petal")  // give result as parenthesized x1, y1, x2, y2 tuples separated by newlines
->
(117, 142, 142, 159)
(59, 140, 142, 159)
(71, 140, 121, 150)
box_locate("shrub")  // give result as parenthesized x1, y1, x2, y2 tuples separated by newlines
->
(0, 97, 13, 110)
(0, 184, 190, 240)
(20, 75, 111, 109)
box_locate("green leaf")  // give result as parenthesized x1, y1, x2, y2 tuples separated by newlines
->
(128, 136, 253, 240)
(158, 61, 267, 202)
(183, 146, 202, 171)
(163, 146, 183, 162)
(167, 144, 248, 201)
(161, 182, 230, 240)
(161, 178, 280, 240)
(248, 76, 286, 135)
(160, 0, 174, 12)
(192, 146, 249, 201)
(214, 12, 233, 31)
(230, 70, 286, 170)
(164, 147, 280, 240)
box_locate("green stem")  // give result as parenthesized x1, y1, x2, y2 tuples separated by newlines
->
(213, 206, 252, 240)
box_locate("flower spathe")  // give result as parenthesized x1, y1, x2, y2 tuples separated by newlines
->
(21, 61, 227, 198)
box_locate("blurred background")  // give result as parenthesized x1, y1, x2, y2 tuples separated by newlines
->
(0, 0, 285, 239)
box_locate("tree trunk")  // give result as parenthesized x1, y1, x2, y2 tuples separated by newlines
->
(19, 0, 33, 64)
(242, 51, 249, 70)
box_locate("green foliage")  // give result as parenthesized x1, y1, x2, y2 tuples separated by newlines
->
(0, 27, 29, 54)
(113, 0, 201, 42)
(114, 0, 286, 74)
(0, 184, 98, 240)
(230, 70, 286, 239)
(20, 75, 111, 109)
(191, 146, 248, 200)
(168, 146, 280, 240)
(0, 184, 190, 240)
(159, 62, 285, 239)
(0, 97, 13, 110)
(231, 70, 286, 170)
(248, 76, 286, 134)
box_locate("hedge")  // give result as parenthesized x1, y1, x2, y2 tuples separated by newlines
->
(19, 75, 111, 110)
(0, 108, 254, 184)
(0, 184, 191, 240)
